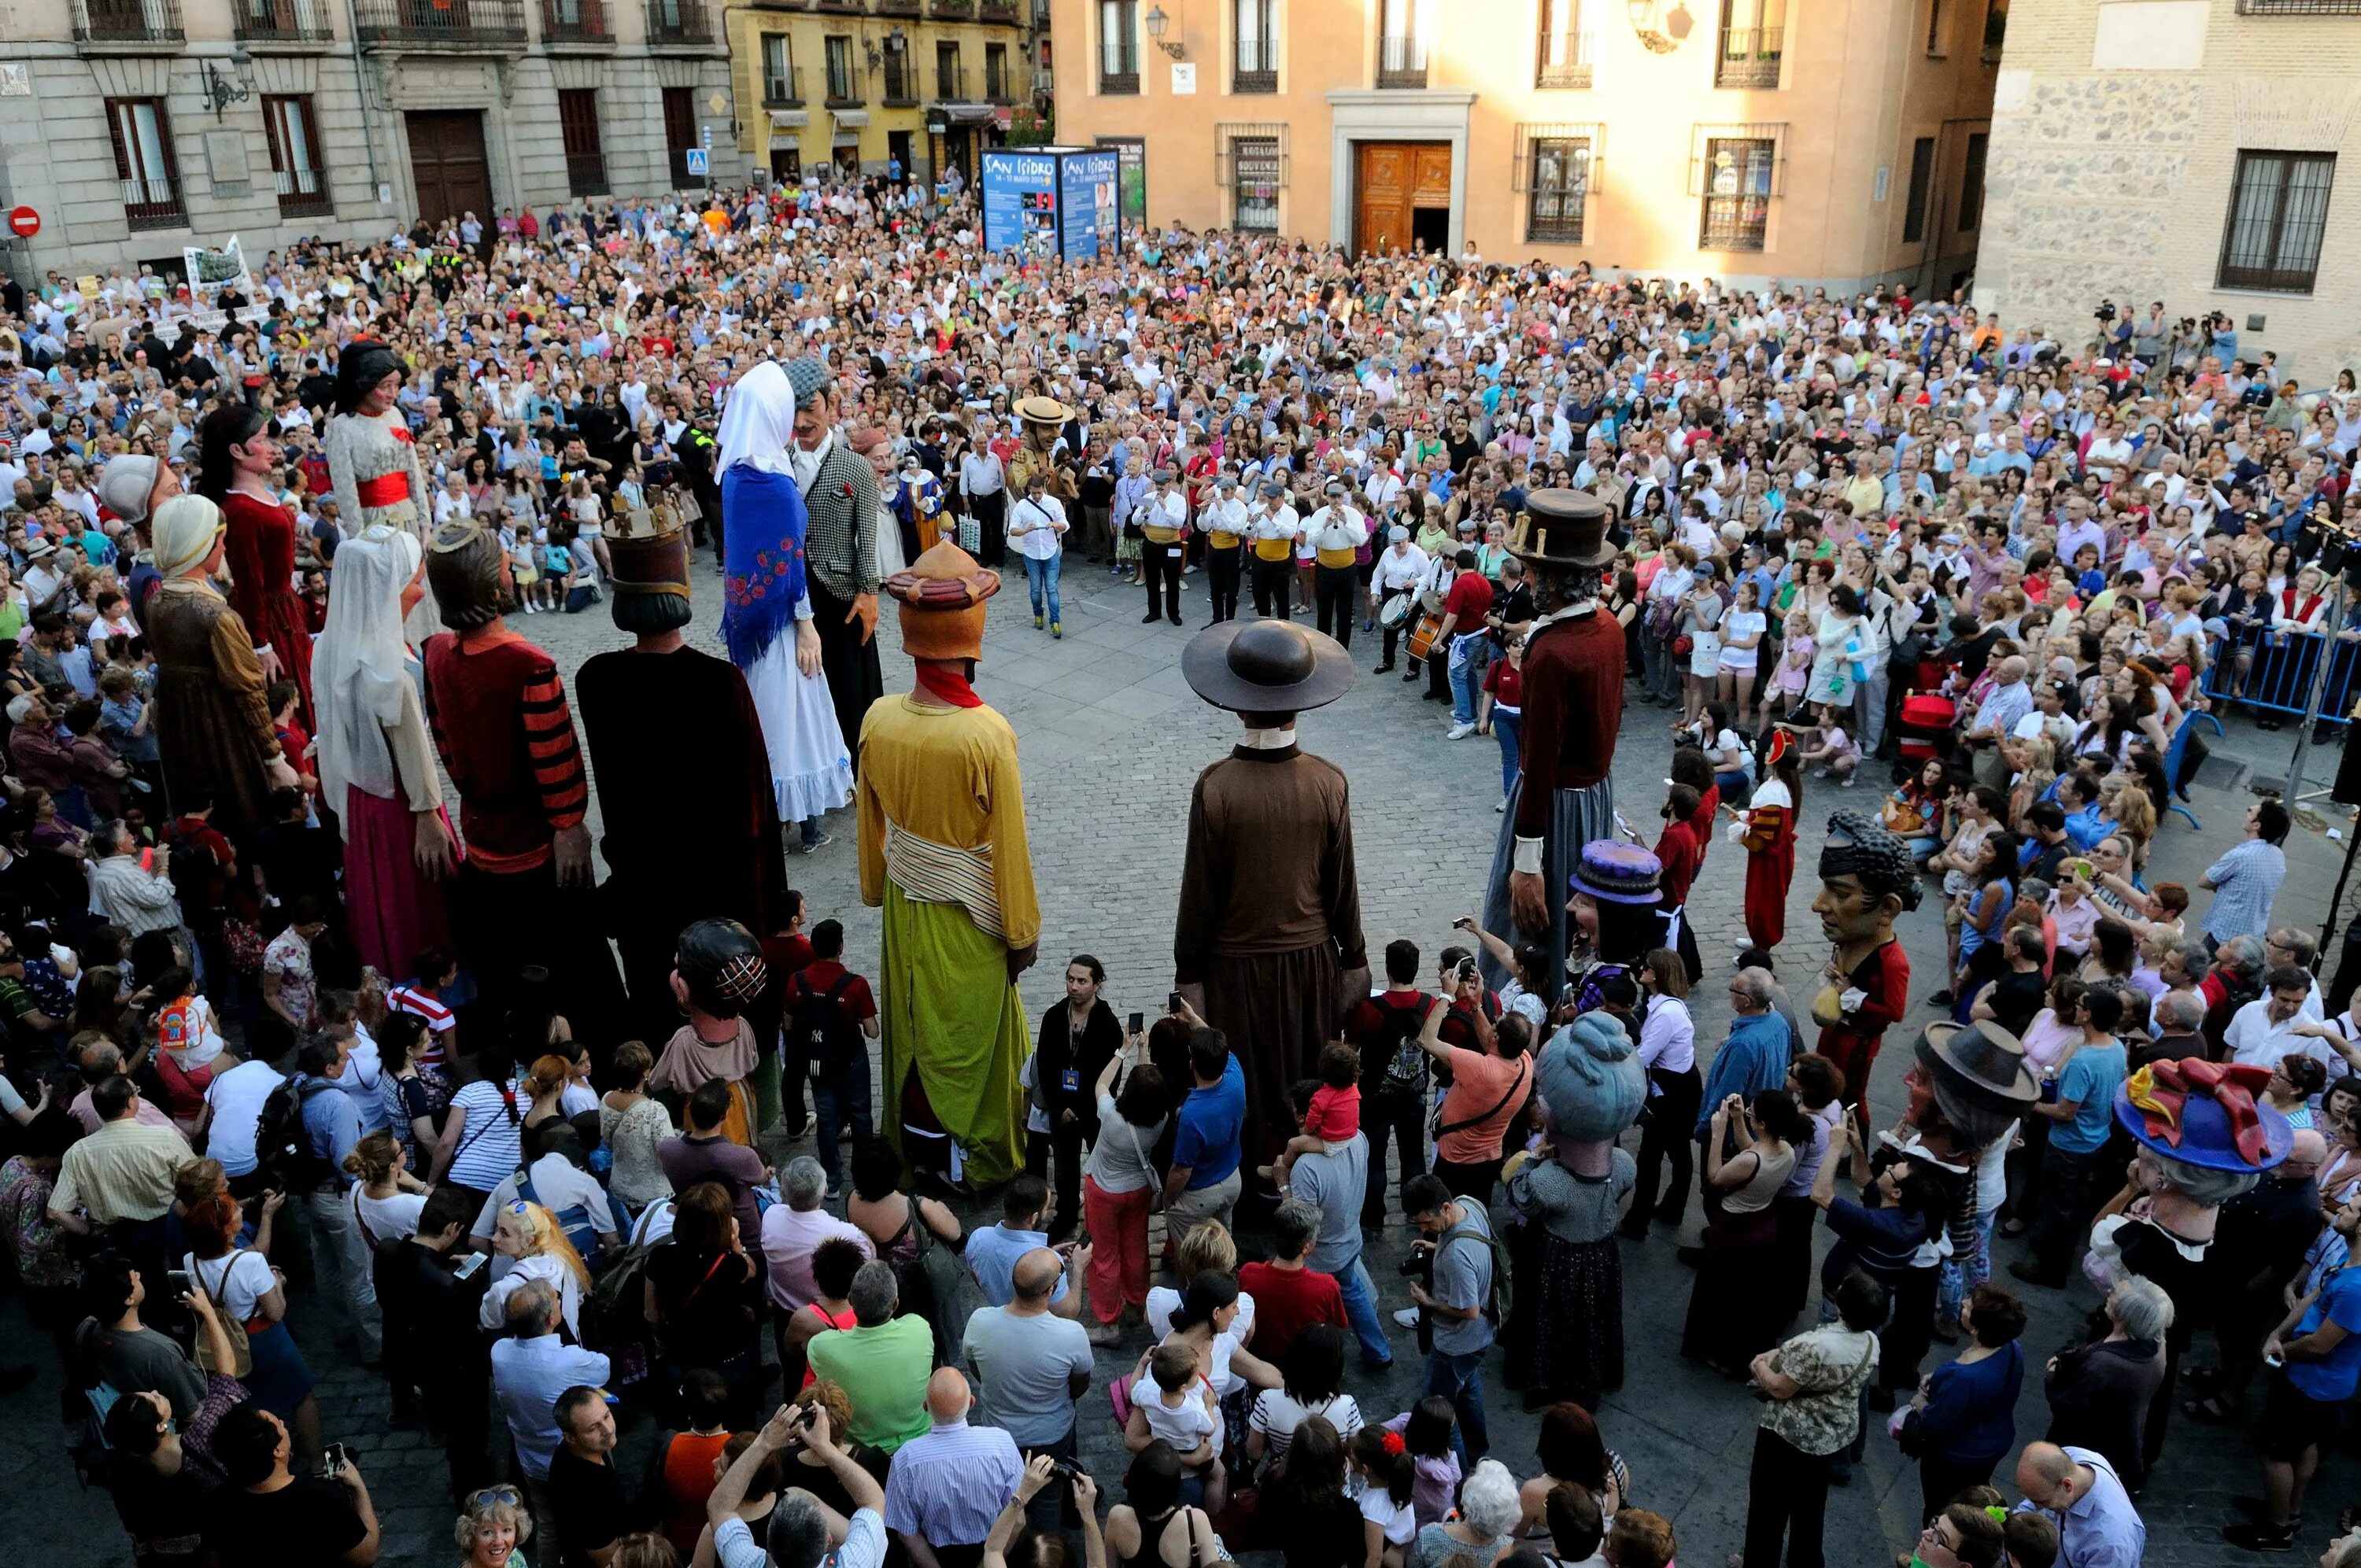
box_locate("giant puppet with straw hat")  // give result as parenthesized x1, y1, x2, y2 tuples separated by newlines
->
(1006, 395, 1079, 504)
(1479, 489, 1624, 1002)
(1173, 619, 1368, 1175)
(856, 540, 1040, 1188)
(577, 503, 789, 1053)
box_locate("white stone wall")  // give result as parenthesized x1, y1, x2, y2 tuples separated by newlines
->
(1979, 0, 2361, 378)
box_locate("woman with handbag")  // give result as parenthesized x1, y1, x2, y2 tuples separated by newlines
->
(1081, 1035, 1169, 1348)
(1903, 1285, 2027, 1525)
(182, 1188, 320, 1467)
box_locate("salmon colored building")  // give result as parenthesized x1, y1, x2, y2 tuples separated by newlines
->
(1049, 0, 2000, 293)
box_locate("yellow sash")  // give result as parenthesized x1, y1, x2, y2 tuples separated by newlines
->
(1317, 546, 1357, 570)
(1209, 529, 1240, 549)
(1254, 537, 1293, 562)
(1143, 524, 1181, 544)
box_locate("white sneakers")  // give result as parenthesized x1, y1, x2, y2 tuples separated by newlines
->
(1446, 721, 1476, 740)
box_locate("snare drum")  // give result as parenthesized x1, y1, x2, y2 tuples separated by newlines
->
(1378, 594, 1413, 631)
(1407, 611, 1445, 661)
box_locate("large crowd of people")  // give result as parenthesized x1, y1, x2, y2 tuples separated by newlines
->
(0, 164, 2352, 1568)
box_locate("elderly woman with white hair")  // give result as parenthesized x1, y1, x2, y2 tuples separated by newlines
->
(142, 493, 299, 839)
(1403, 1457, 1522, 1568)
(2043, 1275, 2172, 1492)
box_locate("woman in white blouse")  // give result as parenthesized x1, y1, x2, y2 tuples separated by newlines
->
(1621, 948, 1701, 1239)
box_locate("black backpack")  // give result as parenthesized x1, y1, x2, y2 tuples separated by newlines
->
(1368, 998, 1428, 1097)
(252, 1077, 337, 1191)
(789, 969, 863, 1080)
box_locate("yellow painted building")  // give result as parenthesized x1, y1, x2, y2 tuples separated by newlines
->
(1050, 0, 2001, 293)
(726, 0, 1047, 185)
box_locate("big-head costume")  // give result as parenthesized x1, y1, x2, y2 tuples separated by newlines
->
(1810, 810, 1919, 1142)
(145, 495, 290, 839)
(578, 504, 789, 1047)
(1174, 619, 1368, 1160)
(772, 356, 885, 774)
(1480, 490, 1624, 1001)
(1006, 396, 1078, 503)
(323, 341, 438, 645)
(856, 541, 1039, 1186)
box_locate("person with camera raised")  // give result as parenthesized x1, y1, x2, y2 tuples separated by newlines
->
(963, 1245, 1094, 1534)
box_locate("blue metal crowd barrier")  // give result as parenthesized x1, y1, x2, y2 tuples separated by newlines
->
(2201, 616, 2361, 721)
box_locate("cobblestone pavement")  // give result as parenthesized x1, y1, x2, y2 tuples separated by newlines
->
(2, 551, 2348, 1567)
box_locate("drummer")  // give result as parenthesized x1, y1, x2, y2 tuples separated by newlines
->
(1247, 478, 1301, 618)
(1406, 535, 1463, 698)
(1369, 523, 1432, 677)
(1201, 473, 1249, 625)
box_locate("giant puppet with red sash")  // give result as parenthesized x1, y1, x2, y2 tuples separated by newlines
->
(324, 341, 439, 644)
(1809, 810, 1916, 1144)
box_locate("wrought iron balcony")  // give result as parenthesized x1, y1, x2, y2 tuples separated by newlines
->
(351, 0, 527, 47)
(644, 0, 713, 43)
(74, 0, 184, 45)
(541, 0, 609, 41)
(235, 0, 334, 42)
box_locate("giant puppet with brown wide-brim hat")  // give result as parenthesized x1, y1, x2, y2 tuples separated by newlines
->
(1173, 618, 1369, 1175)
(855, 539, 1040, 1188)
(1007, 394, 1079, 503)
(576, 503, 789, 1054)
(1478, 488, 1627, 1003)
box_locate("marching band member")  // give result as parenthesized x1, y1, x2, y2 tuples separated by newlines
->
(1303, 478, 1371, 650)
(1247, 478, 1302, 619)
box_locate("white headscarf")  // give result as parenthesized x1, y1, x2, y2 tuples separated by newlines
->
(715, 361, 800, 477)
(312, 526, 422, 805)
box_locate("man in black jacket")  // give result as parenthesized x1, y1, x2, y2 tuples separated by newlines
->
(375, 1186, 492, 1501)
(1030, 954, 1125, 1243)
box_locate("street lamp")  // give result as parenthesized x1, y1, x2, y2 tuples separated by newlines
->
(201, 46, 254, 121)
(1144, 4, 1185, 59)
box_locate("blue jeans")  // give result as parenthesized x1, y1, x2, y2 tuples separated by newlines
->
(1448, 634, 1482, 724)
(1333, 1256, 1393, 1368)
(1492, 708, 1522, 798)
(811, 1060, 874, 1190)
(1424, 1346, 1489, 1465)
(1022, 551, 1062, 624)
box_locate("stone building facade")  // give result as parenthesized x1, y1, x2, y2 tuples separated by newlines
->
(0, 0, 736, 282)
(1979, 0, 2361, 374)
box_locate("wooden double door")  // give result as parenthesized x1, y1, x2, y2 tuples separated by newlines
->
(406, 110, 492, 228)
(1354, 141, 1451, 258)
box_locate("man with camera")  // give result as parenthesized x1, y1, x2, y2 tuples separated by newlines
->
(1401, 1171, 1498, 1466)
(962, 1245, 1093, 1533)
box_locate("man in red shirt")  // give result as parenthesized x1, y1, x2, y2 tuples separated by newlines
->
(785, 918, 879, 1194)
(1236, 1199, 1346, 1365)
(1343, 939, 1434, 1231)
(1650, 784, 1706, 984)
(1438, 548, 1496, 738)
(756, 891, 815, 1134)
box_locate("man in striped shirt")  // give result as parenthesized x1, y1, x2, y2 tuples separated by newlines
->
(421, 518, 623, 1037)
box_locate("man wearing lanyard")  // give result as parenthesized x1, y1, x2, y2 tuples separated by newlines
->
(1304, 478, 1371, 651)
(1136, 469, 1189, 627)
(1199, 475, 1249, 625)
(1247, 478, 1301, 619)
(1007, 471, 1070, 640)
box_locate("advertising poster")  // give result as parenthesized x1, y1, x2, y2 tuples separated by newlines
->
(980, 149, 1060, 253)
(1058, 148, 1120, 264)
(1096, 137, 1147, 231)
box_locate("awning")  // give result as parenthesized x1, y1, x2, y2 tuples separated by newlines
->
(832, 108, 869, 127)
(932, 101, 998, 126)
(832, 131, 862, 147)
(768, 110, 807, 130)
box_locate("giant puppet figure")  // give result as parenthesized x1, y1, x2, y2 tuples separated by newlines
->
(1005, 396, 1079, 504)
(577, 504, 788, 1050)
(774, 357, 885, 777)
(1810, 810, 1918, 1143)
(1482, 490, 1625, 1002)
(1173, 619, 1369, 1162)
(421, 518, 624, 1039)
(323, 341, 438, 647)
(856, 540, 1040, 1187)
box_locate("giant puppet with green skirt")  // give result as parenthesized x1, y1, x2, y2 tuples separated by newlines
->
(856, 540, 1040, 1187)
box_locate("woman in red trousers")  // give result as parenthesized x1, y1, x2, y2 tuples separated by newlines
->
(1079, 1038, 1169, 1347)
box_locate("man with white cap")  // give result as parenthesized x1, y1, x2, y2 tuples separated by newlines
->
(1368, 524, 1431, 675)
(1302, 479, 1370, 651)
(1136, 468, 1188, 626)
(1245, 479, 1300, 620)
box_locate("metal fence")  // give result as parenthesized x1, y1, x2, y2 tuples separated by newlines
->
(2202, 613, 2361, 721)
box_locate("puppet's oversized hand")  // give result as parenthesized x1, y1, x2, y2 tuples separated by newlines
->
(1510, 869, 1549, 936)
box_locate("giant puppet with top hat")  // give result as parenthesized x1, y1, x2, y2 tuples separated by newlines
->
(856, 540, 1040, 1187)
(1479, 490, 1626, 1002)
(576, 503, 789, 1052)
(1173, 619, 1369, 1165)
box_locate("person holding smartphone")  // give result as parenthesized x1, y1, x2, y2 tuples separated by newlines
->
(1028, 954, 1125, 1245)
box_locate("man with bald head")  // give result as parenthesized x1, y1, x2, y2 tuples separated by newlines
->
(881, 1366, 1024, 1568)
(2012, 1441, 2143, 1568)
(1965, 654, 2032, 788)
(963, 1244, 1092, 1530)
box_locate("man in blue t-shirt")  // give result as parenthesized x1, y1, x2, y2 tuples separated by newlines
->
(1161, 1029, 1244, 1258)
(2225, 1200, 2361, 1551)
(2012, 987, 2127, 1288)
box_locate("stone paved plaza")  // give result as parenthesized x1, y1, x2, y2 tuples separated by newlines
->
(1, 549, 2349, 1568)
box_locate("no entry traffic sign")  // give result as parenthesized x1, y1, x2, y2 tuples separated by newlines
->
(6, 207, 38, 239)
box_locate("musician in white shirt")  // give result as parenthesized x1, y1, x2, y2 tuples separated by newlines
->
(1245, 478, 1301, 619)
(1199, 474, 1251, 624)
(1369, 526, 1432, 674)
(1136, 468, 1190, 626)
(1302, 478, 1371, 650)
(1007, 470, 1070, 638)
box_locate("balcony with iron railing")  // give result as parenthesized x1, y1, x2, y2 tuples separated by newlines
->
(936, 62, 966, 98)
(1535, 28, 1595, 87)
(74, 0, 184, 45)
(1099, 61, 1137, 92)
(275, 164, 333, 217)
(351, 0, 527, 47)
(981, 0, 1018, 21)
(566, 149, 609, 196)
(881, 60, 917, 104)
(122, 174, 185, 231)
(644, 0, 714, 44)
(763, 62, 804, 103)
(541, 0, 609, 41)
(1232, 36, 1274, 92)
(929, 0, 973, 17)
(877, 0, 919, 13)
(235, 0, 333, 42)
(1715, 27, 1781, 87)
(811, 0, 864, 13)
(825, 65, 863, 105)
(1376, 33, 1424, 87)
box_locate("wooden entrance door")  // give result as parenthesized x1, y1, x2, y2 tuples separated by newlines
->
(661, 87, 700, 189)
(1354, 142, 1450, 257)
(405, 110, 491, 228)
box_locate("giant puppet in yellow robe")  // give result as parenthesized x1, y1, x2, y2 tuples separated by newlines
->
(855, 540, 1040, 1186)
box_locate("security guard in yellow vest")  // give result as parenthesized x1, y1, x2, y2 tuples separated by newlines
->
(1303, 478, 1371, 650)
(1200, 474, 1249, 624)
(1136, 467, 1189, 625)
(1246, 478, 1302, 619)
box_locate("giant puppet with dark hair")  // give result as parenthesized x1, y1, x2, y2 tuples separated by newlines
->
(197, 401, 312, 721)
(419, 517, 622, 1039)
(1811, 810, 1919, 1142)
(324, 340, 436, 643)
(646, 917, 770, 1146)
(767, 356, 884, 774)
(1480, 490, 1626, 1001)
(577, 504, 788, 1051)
(856, 540, 1039, 1187)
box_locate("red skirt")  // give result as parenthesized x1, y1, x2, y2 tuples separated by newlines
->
(1743, 828, 1796, 951)
(341, 782, 452, 981)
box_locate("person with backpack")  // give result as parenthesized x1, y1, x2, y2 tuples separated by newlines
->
(1402, 1171, 1502, 1468)
(193, 1053, 286, 1207)
(1343, 938, 1433, 1232)
(784, 920, 878, 1197)
(466, 1125, 619, 1278)
(290, 1034, 382, 1366)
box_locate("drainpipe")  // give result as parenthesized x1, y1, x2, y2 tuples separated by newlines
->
(343, 0, 387, 208)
